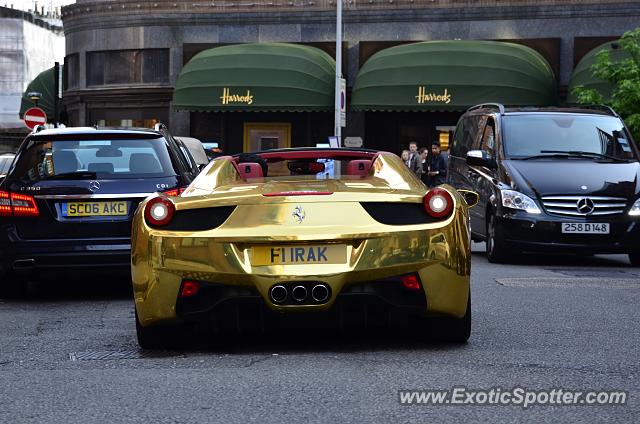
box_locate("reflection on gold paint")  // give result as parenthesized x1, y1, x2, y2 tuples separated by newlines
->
(372, 154, 421, 191)
(131, 153, 477, 324)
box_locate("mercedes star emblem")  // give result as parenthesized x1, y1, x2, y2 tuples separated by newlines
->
(89, 181, 101, 192)
(292, 206, 306, 223)
(576, 198, 595, 215)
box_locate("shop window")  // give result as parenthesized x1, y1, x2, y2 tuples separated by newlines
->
(86, 49, 169, 86)
(436, 125, 456, 151)
(64, 54, 79, 90)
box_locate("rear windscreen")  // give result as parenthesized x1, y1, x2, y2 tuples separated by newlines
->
(0, 156, 13, 174)
(11, 138, 176, 181)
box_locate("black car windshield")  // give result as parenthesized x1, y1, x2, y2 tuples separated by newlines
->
(503, 114, 637, 161)
(11, 138, 176, 182)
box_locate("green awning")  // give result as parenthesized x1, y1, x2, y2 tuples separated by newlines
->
(351, 40, 556, 111)
(19, 66, 61, 120)
(567, 41, 627, 103)
(173, 43, 335, 112)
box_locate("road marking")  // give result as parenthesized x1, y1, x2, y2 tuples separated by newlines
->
(496, 277, 640, 289)
(547, 269, 640, 278)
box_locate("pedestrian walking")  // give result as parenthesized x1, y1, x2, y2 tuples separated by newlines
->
(427, 141, 447, 186)
(407, 141, 422, 177)
(419, 147, 430, 186)
(401, 149, 410, 167)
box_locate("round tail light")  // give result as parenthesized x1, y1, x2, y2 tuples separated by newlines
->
(423, 188, 454, 218)
(144, 196, 175, 227)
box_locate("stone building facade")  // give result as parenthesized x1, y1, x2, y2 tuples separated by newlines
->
(61, 0, 640, 153)
(0, 6, 64, 130)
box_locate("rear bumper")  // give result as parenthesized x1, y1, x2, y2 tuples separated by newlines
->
(132, 216, 472, 327)
(497, 212, 640, 254)
(0, 227, 130, 277)
(175, 279, 429, 333)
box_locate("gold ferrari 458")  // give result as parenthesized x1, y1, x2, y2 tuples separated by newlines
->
(131, 148, 478, 348)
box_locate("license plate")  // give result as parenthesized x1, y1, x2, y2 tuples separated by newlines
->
(561, 223, 610, 234)
(62, 201, 129, 217)
(252, 244, 347, 266)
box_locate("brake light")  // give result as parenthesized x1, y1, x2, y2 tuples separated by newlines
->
(423, 188, 454, 219)
(0, 191, 10, 216)
(0, 190, 39, 217)
(179, 280, 200, 298)
(144, 196, 175, 227)
(400, 274, 422, 291)
(11, 193, 40, 216)
(164, 187, 186, 197)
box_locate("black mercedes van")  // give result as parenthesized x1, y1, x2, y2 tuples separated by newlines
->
(448, 103, 640, 264)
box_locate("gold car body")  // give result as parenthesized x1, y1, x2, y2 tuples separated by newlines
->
(132, 151, 472, 327)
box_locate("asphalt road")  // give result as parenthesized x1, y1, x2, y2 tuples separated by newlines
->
(1, 243, 639, 423)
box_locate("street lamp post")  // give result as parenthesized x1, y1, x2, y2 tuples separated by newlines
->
(334, 0, 343, 143)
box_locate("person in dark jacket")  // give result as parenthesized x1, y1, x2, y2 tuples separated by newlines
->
(407, 141, 422, 177)
(427, 141, 447, 187)
(418, 147, 430, 186)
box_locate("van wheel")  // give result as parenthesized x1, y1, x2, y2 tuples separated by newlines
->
(0, 271, 27, 299)
(486, 213, 511, 263)
(628, 252, 640, 267)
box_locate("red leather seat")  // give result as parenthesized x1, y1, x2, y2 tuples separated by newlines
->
(346, 159, 372, 177)
(238, 163, 263, 179)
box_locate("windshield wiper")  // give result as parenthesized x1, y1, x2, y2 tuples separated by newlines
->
(45, 171, 97, 180)
(541, 150, 629, 162)
(513, 150, 629, 162)
(513, 153, 573, 160)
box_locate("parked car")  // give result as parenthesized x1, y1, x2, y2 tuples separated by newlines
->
(131, 148, 479, 348)
(447, 103, 640, 265)
(175, 136, 209, 169)
(202, 141, 223, 160)
(0, 124, 200, 297)
(0, 153, 15, 183)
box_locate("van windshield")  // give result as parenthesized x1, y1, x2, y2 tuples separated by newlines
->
(503, 114, 637, 161)
(11, 138, 176, 182)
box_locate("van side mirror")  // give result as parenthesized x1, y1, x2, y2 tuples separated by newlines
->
(457, 189, 479, 207)
(466, 150, 494, 168)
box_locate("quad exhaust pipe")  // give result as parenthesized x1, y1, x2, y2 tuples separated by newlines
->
(311, 284, 329, 302)
(269, 285, 288, 304)
(268, 283, 330, 305)
(291, 285, 307, 302)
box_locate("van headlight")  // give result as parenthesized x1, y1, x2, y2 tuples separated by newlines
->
(629, 198, 640, 216)
(501, 189, 541, 214)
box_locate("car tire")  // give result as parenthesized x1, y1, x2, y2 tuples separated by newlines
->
(424, 291, 471, 343)
(0, 271, 27, 299)
(486, 213, 511, 264)
(628, 252, 640, 267)
(135, 310, 184, 350)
